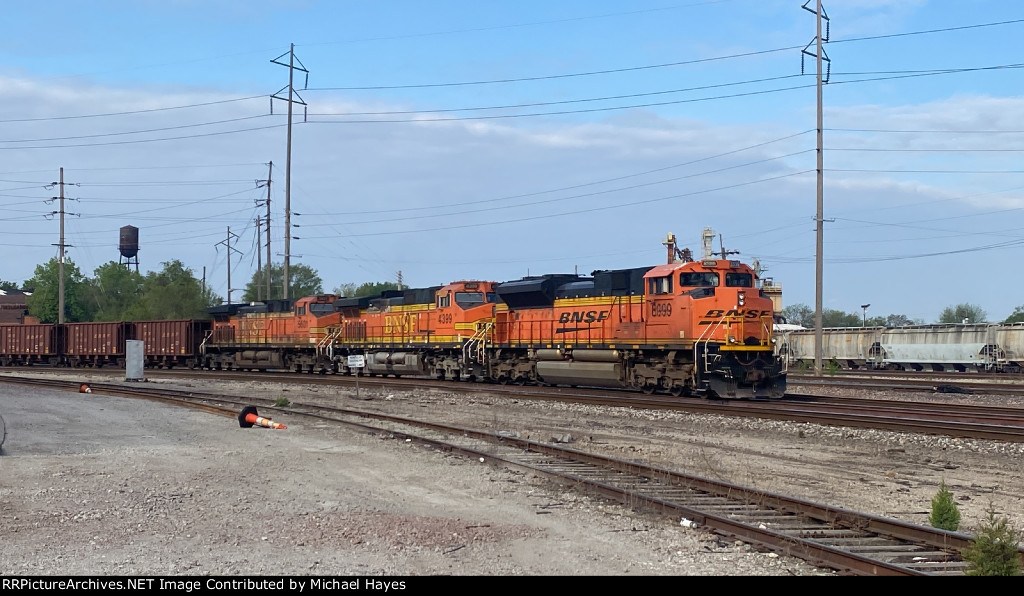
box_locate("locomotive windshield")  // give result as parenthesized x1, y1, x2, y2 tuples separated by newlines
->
(725, 272, 753, 287)
(454, 291, 495, 308)
(679, 272, 719, 287)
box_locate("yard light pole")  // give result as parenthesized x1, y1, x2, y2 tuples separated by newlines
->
(861, 304, 870, 327)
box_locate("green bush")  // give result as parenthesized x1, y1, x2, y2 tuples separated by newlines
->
(274, 397, 291, 407)
(825, 358, 841, 375)
(962, 504, 1023, 576)
(928, 480, 961, 531)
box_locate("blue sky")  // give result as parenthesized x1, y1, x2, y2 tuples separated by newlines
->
(2, 0, 1023, 323)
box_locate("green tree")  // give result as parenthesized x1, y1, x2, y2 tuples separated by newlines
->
(962, 504, 1022, 576)
(780, 304, 921, 329)
(938, 303, 987, 324)
(0, 279, 19, 291)
(240, 263, 322, 302)
(1004, 306, 1024, 324)
(928, 480, 961, 531)
(780, 303, 814, 328)
(885, 314, 921, 327)
(23, 257, 94, 323)
(333, 281, 400, 298)
(123, 260, 219, 320)
(86, 262, 144, 322)
(821, 308, 861, 328)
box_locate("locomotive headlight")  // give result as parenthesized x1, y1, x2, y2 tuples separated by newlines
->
(738, 291, 745, 306)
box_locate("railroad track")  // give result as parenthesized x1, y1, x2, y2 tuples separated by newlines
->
(6, 368, 1023, 442)
(4, 374, 1023, 576)
(789, 373, 1024, 395)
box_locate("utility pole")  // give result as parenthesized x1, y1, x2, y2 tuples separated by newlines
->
(255, 161, 274, 301)
(802, 0, 830, 376)
(716, 234, 740, 260)
(264, 161, 272, 301)
(271, 44, 308, 300)
(46, 167, 77, 324)
(255, 216, 263, 301)
(216, 227, 241, 305)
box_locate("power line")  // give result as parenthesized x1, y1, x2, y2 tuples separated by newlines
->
(0, 115, 270, 144)
(0, 123, 287, 150)
(301, 150, 813, 227)
(304, 18, 1024, 91)
(828, 18, 1024, 45)
(298, 131, 813, 216)
(308, 47, 802, 90)
(308, 82, 814, 123)
(829, 128, 1024, 134)
(829, 168, 1024, 174)
(308, 74, 805, 116)
(0, 95, 265, 123)
(307, 62, 1024, 124)
(299, 170, 813, 238)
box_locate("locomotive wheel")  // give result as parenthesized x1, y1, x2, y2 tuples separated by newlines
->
(641, 383, 657, 395)
(669, 385, 685, 397)
(497, 375, 510, 385)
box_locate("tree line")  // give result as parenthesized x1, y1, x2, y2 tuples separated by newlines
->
(1, 257, 400, 324)
(781, 302, 1024, 328)
(6, 257, 1022, 326)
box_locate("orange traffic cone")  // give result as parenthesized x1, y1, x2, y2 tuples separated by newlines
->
(79, 383, 92, 393)
(237, 406, 286, 430)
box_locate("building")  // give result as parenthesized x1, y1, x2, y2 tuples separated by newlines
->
(0, 289, 31, 324)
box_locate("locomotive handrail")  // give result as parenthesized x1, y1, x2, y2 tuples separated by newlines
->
(317, 327, 342, 359)
(199, 329, 213, 355)
(462, 321, 493, 365)
(694, 314, 726, 380)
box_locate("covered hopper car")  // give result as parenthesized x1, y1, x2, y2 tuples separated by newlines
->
(776, 323, 1024, 373)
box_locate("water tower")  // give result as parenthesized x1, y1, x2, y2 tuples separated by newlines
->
(119, 225, 140, 272)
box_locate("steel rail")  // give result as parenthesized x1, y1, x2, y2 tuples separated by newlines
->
(7, 375, 1019, 575)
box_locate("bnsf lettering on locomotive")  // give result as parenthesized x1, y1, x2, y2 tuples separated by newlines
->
(385, 314, 415, 333)
(701, 309, 771, 321)
(557, 310, 610, 324)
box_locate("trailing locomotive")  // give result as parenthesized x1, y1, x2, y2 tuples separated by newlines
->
(201, 256, 787, 399)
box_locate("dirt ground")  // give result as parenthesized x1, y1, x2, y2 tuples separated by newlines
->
(2, 370, 1023, 576)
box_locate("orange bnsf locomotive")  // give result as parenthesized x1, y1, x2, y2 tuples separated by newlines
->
(488, 258, 784, 398)
(201, 253, 786, 399)
(201, 281, 500, 380)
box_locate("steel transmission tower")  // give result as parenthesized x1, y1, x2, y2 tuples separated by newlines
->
(271, 44, 308, 301)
